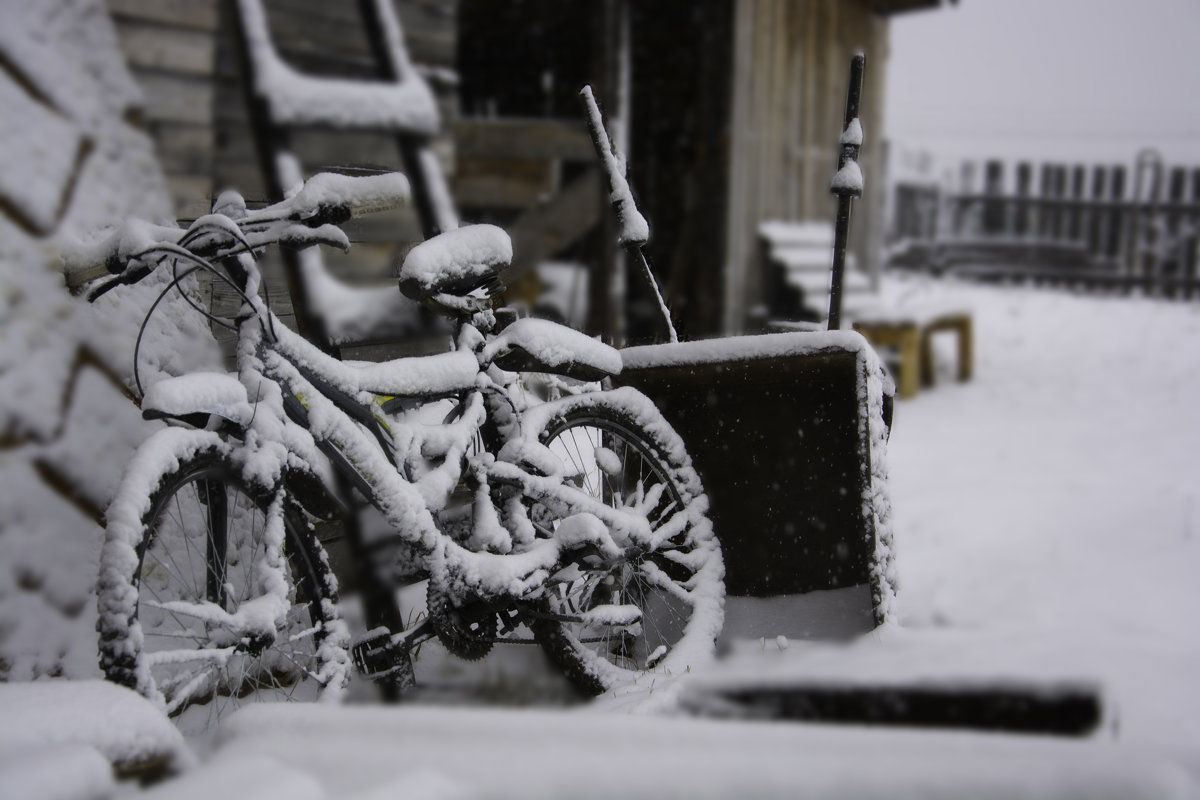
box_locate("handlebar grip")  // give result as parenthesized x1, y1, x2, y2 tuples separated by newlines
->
(289, 172, 412, 223)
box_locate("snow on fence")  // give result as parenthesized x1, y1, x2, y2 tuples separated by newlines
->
(890, 154, 1200, 297)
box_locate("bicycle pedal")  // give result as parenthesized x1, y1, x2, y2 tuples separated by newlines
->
(351, 627, 398, 677)
(371, 653, 416, 692)
(497, 608, 523, 635)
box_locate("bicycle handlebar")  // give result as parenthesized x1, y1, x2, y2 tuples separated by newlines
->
(77, 172, 409, 301)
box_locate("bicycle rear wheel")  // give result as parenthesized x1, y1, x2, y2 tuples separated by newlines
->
(98, 447, 347, 734)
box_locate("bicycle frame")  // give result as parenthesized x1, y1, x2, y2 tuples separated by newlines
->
(206, 250, 652, 609)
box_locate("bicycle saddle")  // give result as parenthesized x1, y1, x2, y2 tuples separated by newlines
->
(399, 224, 511, 312)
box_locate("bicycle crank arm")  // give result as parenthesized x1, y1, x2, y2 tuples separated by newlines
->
(350, 619, 434, 679)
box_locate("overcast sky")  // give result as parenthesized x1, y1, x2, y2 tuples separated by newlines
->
(884, 0, 1200, 170)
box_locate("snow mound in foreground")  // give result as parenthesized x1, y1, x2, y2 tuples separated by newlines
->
(0, 680, 191, 773)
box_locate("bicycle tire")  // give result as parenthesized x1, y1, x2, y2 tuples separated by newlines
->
(523, 387, 724, 695)
(97, 436, 348, 733)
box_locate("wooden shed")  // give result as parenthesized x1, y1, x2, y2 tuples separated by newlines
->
(106, 0, 946, 347)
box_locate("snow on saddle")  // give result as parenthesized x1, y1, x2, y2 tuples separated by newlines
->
(398, 224, 620, 380)
(399, 224, 512, 315)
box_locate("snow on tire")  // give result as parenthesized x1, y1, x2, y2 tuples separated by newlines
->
(97, 428, 348, 733)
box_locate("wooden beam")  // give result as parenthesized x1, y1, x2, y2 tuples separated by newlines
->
(115, 22, 216, 76)
(452, 157, 557, 209)
(107, 0, 218, 30)
(455, 118, 596, 162)
(867, 0, 945, 15)
(508, 169, 602, 269)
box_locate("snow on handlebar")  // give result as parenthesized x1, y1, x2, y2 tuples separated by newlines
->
(62, 220, 184, 290)
(71, 171, 409, 299)
(266, 171, 412, 226)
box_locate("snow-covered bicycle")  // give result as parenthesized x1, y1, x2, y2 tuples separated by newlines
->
(91, 170, 723, 731)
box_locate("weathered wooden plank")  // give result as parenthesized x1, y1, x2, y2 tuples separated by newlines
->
(1068, 164, 1086, 241)
(339, 212, 424, 245)
(262, 0, 454, 44)
(262, 6, 373, 59)
(166, 175, 213, 220)
(507, 168, 602, 266)
(1013, 161, 1032, 236)
(275, 47, 378, 80)
(135, 73, 213, 125)
(455, 118, 595, 162)
(107, 0, 218, 31)
(150, 124, 215, 176)
(982, 160, 1004, 234)
(115, 21, 215, 76)
(453, 157, 557, 209)
(212, 161, 268, 204)
(1087, 165, 1108, 256)
(289, 130, 402, 171)
(453, 176, 553, 210)
(868, 0, 942, 13)
(322, 242, 414, 282)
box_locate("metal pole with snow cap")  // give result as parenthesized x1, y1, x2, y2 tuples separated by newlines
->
(580, 85, 679, 344)
(828, 53, 866, 331)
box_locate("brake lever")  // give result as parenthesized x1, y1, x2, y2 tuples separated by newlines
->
(242, 220, 350, 253)
(86, 261, 153, 303)
(86, 275, 124, 302)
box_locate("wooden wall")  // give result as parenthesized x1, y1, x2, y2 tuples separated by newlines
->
(109, 0, 458, 354)
(107, 0, 897, 340)
(107, 0, 221, 220)
(724, 0, 888, 333)
(109, 0, 456, 257)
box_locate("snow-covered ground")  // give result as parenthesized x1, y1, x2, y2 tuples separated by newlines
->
(886, 277, 1200, 753)
(5, 278, 1200, 798)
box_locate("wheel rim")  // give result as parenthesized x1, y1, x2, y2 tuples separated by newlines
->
(134, 465, 325, 735)
(539, 416, 700, 674)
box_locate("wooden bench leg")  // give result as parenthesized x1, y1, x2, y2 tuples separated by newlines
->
(956, 316, 973, 382)
(919, 314, 975, 388)
(919, 326, 935, 388)
(854, 322, 922, 399)
(897, 326, 920, 399)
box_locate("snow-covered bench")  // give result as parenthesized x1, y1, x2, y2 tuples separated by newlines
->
(850, 306, 973, 399)
(758, 221, 972, 398)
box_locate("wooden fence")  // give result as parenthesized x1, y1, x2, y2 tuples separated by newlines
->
(889, 154, 1200, 297)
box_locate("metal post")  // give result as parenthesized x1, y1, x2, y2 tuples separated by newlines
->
(828, 53, 865, 331)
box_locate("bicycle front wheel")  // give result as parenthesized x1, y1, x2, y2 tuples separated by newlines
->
(98, 442, 347, 735)
(524, 388, 724, 694)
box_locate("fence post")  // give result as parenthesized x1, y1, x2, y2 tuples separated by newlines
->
(983, 159, 1005, 235)
(955, 161, 976, 238)
(1053, 165, 1070, 241)
(1087, 166, 1107, 262)
(1034, 164, 1050, 240)
(1068, 165, 1086, 242)
(1187, 169, 1200, 298)
(1165, 166, 1187, 297)
(1109, 165, 1127, 268)
(1012, 163, 1032, 236)
(1132, 150, 1163, 286)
